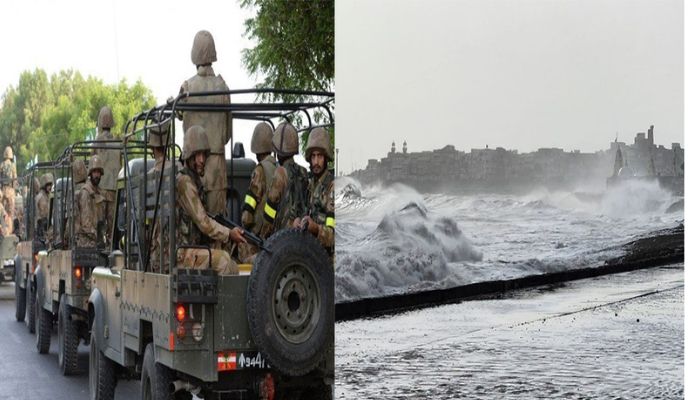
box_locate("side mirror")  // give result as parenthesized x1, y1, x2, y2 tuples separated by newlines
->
(232, 142, 245, 159)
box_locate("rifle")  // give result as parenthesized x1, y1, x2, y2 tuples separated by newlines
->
(207, 213, 271, 254)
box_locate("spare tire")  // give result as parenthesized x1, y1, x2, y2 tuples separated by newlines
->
(247, 228, 333, 377)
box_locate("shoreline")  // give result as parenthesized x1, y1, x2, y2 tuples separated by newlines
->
(335, 223, 684, 321)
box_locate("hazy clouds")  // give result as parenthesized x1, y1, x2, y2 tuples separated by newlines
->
(335, 0, 683, 174)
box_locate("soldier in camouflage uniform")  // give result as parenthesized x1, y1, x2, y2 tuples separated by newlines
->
(179, 30, 232, 221)
(259, 122, 309, 240)
(64, 159, 87, 246)
(93, 106, 120, 244)
(147, 118, 181, 273)
(148, 118, 176, 173)
(35, 173, 53, 242)
(175, 125, 246, 275)
(74, 155, 107, 248)
(294, 128, 335, 256)
(0, 146, 17, 226)
(238, 122, 276, 262)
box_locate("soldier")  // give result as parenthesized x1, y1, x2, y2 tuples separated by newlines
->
(0, 146, 17, 225)
(13, 190, 23, 238)
(238, 122, 276, 262)
(148, 118, 171, 173)
(72, 159, 87, 192)
(259, 122, 309, 239)
(35, 173, 53, 242)
(294, 128, 334, 256)
(74, 156, 107, 248)
(64, 159, 87, 246)
(179, 30, 232, 219)
(176, 125, 246, 275)
(93, 106, 120, 243)
(147, 118, 180, 273)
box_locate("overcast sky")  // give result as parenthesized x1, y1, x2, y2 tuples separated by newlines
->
(0, 0, 295, 162)
(336, 0, 684, 174)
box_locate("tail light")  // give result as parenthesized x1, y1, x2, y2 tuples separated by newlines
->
(175, 304, 204, 342)
(73, 266, 84, 289)
(176, 324, 186, 339)
(176, 304, 186, 322)
(259, 373, 275, 400)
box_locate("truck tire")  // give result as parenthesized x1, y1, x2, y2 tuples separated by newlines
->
(14, 267, 26, 322)
(58, 294, 79, 375)
(89, 329, 116, 400)
(26, 282, 36, 334)
(36, 300, 51, 354)
(247, 229, 333, 377)
(141, 343, 174, 400)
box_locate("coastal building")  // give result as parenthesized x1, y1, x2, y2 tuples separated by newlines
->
(351, 125, 684, 193)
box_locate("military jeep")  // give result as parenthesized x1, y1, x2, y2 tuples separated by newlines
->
(34, 140, 134, 375)
(88, 90, 334, 400)
(15, 161, 55, 333)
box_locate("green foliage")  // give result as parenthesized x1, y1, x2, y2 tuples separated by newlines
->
(240, 0, 335, 155)
(240, 0, 334, 95)
(0, 69, 156, 171)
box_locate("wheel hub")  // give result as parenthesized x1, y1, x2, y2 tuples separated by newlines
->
(273, 264, 320, 344)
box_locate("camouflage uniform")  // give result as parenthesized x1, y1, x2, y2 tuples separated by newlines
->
(239, 122, 276, 262)
(74, 158, 106, 248)
(35, 174, 52, 242)
(93, 106, 120, 244)
(65, 159, 87, 246)
(304, 128, 335, 255)
(175, 125, 237, 275)
(307, 170, 335, 253)
(0, 201, 9, 237)
(259, 159, 308, 239)
(258, 123, 308, 240)
(0, 147, 17, 225)
(179, 31, 231, 218)
(147, 119, 181, 273)
(14, 192, 24, 239)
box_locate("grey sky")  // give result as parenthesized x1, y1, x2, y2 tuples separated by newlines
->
(335, 0, 683, 174)
(0, 0, 312, 163)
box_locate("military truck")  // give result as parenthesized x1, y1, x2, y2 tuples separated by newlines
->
(88, 90, 334, 399)
(34, 140, 139, 375)
(15, 162, 56, 333)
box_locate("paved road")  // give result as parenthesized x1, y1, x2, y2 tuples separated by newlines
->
(0, 282, 138, 399)
(336, 264, 684, 399)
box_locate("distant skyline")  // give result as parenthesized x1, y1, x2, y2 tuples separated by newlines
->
(363, 125, 678, 161)
(336, 0, 683, 174)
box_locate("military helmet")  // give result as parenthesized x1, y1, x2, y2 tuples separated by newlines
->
(40, 173, 54, 189)
(191, 30, 217, 66)
(305, 127, 333, 161)
(72, 159, 87, 184)
(88, 155, 104, 176)
(181, 125, 210, 161)
(97, 106, 114, 130)
(148, 118, 171, 148)
(3, 146, 12, 160)
(272, 122, 299, 157)
(251, 122, 274, 155)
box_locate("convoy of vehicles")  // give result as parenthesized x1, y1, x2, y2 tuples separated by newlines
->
(10, 89, 335, 400)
